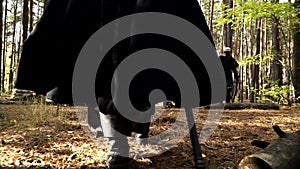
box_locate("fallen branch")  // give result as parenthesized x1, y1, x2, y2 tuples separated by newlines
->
(200, 143, 218, 150)
(272, 125, 286, 138)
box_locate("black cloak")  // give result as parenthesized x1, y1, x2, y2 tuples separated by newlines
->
(14, 0, 217, 111)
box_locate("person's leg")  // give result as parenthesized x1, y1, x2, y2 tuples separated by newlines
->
(226, 79, 234, 103)
(132, 122, 151, 145)
(100, 112, 132, 169)
(105, 135, 131, 169)
(132, 106, 154, 145)
(226, 87, 232, 103)
(87, 106, 103, 138)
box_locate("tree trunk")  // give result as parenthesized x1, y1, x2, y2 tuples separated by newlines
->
(239, 126, 300, 169)
(22, 0, 29, 42)
(9, 0, 18, 92)
(17, 21, 22, 63)
(227, 0, 233, 48)
(250, 19, 261, 102)
(1, 0, 7, 92)
(0, 0, 3, 93)
(249, 22, 255, 102)
(222, 0, 233, 50)
(271, 0, 283, 86)
(209, 0, 214, 35)
(222, 0, 228, 48)
(29, 0, 34, 32)
(292, 0, 300, 101)
(254, 19, 261, 101)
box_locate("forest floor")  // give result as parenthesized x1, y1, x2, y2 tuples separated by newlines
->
(0, 95, 300, 169)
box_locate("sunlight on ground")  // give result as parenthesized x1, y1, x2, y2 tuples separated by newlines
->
(1, 102, 300, 168)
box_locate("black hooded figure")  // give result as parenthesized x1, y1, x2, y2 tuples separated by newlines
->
(14, 0, 219, 168)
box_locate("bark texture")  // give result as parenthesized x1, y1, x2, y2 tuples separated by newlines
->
(239, 126, 300, 169)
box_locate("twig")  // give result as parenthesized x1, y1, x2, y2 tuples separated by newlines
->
(200, 143, 218, 150)
(273, 125, 286, 138)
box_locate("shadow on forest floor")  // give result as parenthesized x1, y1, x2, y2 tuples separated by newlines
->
(1, 96, 300, 168)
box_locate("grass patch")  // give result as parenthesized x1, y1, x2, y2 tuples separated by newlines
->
(0, 97, 80, 145)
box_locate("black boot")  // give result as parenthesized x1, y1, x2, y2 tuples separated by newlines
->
(106, 136, 130, 169)
(106, 154, 131, 169)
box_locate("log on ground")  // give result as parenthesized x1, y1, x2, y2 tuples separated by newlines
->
(239, 126, 300, 169)
(203, 102, 280, 110)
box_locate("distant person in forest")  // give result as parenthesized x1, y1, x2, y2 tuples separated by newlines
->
(219, 47, 240, 103)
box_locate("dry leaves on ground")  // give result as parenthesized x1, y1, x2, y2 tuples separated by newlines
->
(0, 100, 300, 169)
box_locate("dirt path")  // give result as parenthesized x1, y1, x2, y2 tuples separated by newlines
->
(0, 101, 299, 169)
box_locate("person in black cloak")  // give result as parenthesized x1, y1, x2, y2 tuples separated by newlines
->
(219, 47, 240, 103)
(14, 0, 218, 168)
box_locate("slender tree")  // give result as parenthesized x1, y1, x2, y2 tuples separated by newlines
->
(22, 0, 29, 42)
(227, 0, 233, 48)
(270, 0, 283, 86)
(0, 0, 3, 92)
(8, 0, 19, 91)
(250, 19, 261, 102)
(222, 0, 228, 49)
(29, 0, 34, 32)
(209, 0, 215, 34)
(221, 0, 233, 50)
(17, 20, 22, 63)
(292, 0, 300, 101)
(1, 0, 7, 92)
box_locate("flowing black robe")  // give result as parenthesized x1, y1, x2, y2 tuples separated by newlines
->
(14, 0, 218, 135)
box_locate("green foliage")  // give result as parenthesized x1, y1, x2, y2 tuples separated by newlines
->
(216, 0, 300, 30)
(238, 55, 259, 66)
(238, 52, 272, 66)
(237, 47, 282, 67)
(256, 76, 290, 105)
